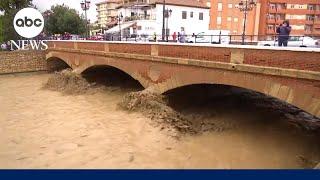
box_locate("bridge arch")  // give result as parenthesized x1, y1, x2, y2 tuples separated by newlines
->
(46, 52, 75, 71)
(45, 52, 150, 89)
(80, 65, 144, 89)
(157, 72, 320, 118)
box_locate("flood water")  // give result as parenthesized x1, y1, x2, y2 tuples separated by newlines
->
(0, 72, 319, 169)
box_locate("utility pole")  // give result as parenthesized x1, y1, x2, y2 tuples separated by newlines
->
(237, 0, 256, 45)
(81, 0, 91, 39)
(162, 0, 166, 41)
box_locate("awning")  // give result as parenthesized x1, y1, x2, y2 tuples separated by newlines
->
(105, 22, 135, 33)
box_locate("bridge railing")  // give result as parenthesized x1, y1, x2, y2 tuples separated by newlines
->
(81, 34, 320, 48)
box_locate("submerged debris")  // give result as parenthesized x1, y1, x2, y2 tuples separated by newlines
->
(118, 90, 195, 134)
(118, 90, 235, 135)
(43, 69, 96, 95)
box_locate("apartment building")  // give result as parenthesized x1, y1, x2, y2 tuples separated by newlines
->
(259, 0, 320, 37)
(210, 0, 320, 38)
(209, 0, 261, 36)
(96, 0, 121, 30)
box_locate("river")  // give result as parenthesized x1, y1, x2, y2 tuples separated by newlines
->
(0, 72, 319, 169)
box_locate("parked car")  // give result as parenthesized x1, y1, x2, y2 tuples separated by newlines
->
(257, 36, 319, 48)
(186, 30, 230, 44)
(88, 35, 104, 41)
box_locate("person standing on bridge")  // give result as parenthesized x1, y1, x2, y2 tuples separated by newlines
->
(179, 28, 186, 43)
(276, 20, 291, 47)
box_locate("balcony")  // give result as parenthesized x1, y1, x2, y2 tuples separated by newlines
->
(267, 19, 283, 24)
(266, 29, 276, 34)
(269, 0, 320, 4)
(268, 8, 286, 14)
(123, 15, 155, 22)
(121, 0, 152, 8)
(306, 20, 315, 25)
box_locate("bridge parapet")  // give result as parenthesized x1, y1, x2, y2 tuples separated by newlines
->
(48, 41, 320, 72)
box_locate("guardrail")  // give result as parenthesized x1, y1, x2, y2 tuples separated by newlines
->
(29, 33, 320, 48)
(95, 34, 320, 47)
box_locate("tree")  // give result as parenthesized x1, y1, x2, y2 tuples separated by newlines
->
(45, 5, 86, 36)
(0, 0, 33, 41)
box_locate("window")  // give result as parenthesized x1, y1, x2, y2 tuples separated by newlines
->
(190, 12, 193, 18)
(199, 12, 203, 20)
(308, 5, 315, 10)
(228, 4, 233, 8)
(227, 17, 232, 21)
(269, 3, 276, 9)
(234, 17, 238, 22)
(305, 25, 312, 31)
(217, 17, 222, 24)
(182, 11, 187, 19)
(268, 25, 274, 30)
(218, 3, 223, 11)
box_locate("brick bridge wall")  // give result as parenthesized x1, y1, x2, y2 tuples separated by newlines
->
(47, 41, 320, 118)
(0, 51, 47, 74)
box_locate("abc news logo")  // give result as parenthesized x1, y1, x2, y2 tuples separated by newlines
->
(15, 17, 43, 28)
(12, 8, 47, 51)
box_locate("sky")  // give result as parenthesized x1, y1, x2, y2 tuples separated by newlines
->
(33, 0, 103, 22)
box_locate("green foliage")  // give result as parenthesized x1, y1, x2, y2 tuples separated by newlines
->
(0, 0, 33, 41)
(45, 5, 86, 35)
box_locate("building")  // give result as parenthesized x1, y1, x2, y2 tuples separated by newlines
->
(209, 0, 320, 40)
(105, 0, 210, 39)
(209, 0, 261, 38)
(96, 0, 121, 31)
(259, 0, 320, 38)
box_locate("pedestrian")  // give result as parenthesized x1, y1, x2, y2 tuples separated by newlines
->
(276, 20, 291, 47)
(177, 32, 181, 42)
(153, 32, 157, 42)
(179, 28, 186, 43)
(6, 41, 11, 51)
(172, 32, 177, 42)
(1, 42, 7, 51)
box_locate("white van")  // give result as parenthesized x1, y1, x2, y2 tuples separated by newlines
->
(186, 30, 230, 44)
(257, 36, 319, 48)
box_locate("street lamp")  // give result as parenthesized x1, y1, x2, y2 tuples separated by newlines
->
(162, 0, 166, 41)
(165, 9, 172, 42)
(237, 0, 256, 45)
(118, 12, 123, 41)
(80, 0, 91, 39)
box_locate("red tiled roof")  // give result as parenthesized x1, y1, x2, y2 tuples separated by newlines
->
(96, 0, 121, 5)
(117, 0, 208, 9)
(151, 0, 208, 9)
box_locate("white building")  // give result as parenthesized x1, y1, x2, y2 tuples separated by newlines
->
(105, 0, 210, 40)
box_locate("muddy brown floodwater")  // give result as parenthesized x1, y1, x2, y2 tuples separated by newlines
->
(0, 72, 320, 169)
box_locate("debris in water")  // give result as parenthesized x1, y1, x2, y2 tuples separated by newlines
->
(118, 90, 195, 134)
(43, 69, 98, 95)
(118, 90, 235, 135)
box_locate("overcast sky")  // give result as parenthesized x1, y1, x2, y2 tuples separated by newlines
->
(33, 0, 103, 22)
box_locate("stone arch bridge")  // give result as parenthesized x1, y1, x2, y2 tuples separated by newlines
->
(46, 41, 320, 118)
